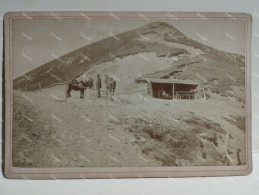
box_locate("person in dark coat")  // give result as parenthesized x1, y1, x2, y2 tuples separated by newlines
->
(96, 74, 102, 98)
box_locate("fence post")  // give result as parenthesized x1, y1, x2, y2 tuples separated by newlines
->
(39, 82, 41, 92)
(172, 83, 175, 100)
(92, 89, 97, 105)
(64, 85, 67, 102)
(203, 89, 206, 100)
(116, 93, 119, 103)
(106, 92, 109, 107)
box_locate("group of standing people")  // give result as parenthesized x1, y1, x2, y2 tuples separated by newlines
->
(96, 74, 116, 100)
(67, 73, 116, 100)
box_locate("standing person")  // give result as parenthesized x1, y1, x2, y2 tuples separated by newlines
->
(96, 74, 102, 98)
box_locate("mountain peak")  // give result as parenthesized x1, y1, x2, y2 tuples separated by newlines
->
(134, 21, 187, 41)
(142, 21, 181, 32)
(145, 21, 172, 27)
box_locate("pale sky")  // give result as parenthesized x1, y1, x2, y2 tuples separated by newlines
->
(12, 17, 246, 79)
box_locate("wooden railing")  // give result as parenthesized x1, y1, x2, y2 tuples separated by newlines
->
(175, 91, 196, 100)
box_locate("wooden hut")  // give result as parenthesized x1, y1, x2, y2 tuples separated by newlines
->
(150, 78, 201, 100)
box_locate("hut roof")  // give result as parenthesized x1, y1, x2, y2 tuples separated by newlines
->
(150, 78, 198, 85)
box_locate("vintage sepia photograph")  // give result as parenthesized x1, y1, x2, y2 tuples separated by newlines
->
(4, 12, 252, 179)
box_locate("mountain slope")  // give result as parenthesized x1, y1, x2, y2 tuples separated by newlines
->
(13, 22, 188, 89)
(14, 21, 245, 100)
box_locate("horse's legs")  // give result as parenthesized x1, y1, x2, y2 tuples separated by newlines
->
(113, 89, 115, 101)
(67, 86, 72, 97)
(112, 89, 115, 101)
(111, 91, 113, 101)
(106, 88, 109, 99)
(109, 89, 114, 101)
(83, 89, 87, 97)
(80, 89, 84, 99)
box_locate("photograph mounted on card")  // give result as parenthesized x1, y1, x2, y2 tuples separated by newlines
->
(4, 11, 252, 179)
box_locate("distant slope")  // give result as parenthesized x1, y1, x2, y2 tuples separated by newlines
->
(14, 22, 189, 90)
(14, 21, 245, 100)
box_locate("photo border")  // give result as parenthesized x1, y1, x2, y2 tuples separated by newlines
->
(4, 11, 252, 179)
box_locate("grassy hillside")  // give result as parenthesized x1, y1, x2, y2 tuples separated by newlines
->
(13, 22, 188, 90)
(14, 21, 245, 101)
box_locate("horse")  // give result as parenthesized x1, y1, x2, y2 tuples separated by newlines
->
(66, 79, 93, 99)
(105, 74, 116, 101)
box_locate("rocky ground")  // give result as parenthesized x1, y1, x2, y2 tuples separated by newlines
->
(12, 84, 246, 168)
